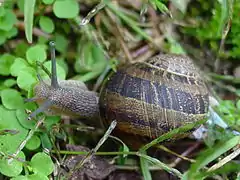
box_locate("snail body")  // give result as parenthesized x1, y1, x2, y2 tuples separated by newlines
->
(29, 42, 209, 143)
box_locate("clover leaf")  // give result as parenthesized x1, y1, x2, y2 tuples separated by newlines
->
(0, 106, 28, 153)
(26, 135, 41, 150)
(0, 9, 17, 31)
(39, 16, 55, 33)
(30, 152, 54, 176)
(0, 151, 25, 177)
(0, 53, 15, 76)
(1, 89, 24, 110)
(26, 45, 47, 64)
(42, 0, 54, 5)
(53, 0, 79, 19)
(17, 67, 38, 91)
(10, 58, 28, 77)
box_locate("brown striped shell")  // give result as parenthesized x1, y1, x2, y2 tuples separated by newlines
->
(99, 54, 209, 140)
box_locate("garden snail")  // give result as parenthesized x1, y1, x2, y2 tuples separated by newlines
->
(28, 42, 209, 144)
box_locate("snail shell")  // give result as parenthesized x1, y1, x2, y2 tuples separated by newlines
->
(99, 54, 209, 139)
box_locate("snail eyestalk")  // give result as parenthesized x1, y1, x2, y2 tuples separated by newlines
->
(26, 41, 58, 120)
(49, 41, 59, 88)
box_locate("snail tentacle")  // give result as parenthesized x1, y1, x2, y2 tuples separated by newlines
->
(28, 100, 53, 120)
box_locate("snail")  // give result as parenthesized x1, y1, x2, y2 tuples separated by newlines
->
(27, 42, 209, 146)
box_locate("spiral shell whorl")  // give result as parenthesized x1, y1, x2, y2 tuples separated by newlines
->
(99, 54, 209, 139)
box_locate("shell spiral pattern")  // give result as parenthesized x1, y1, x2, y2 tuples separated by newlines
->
(99, 54, 209, 139)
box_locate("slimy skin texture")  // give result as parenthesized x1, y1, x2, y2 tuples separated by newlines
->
(34, 80, 99, 118)
(29, 42, 100, 121)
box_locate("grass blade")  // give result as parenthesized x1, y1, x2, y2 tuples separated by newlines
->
(187, 135, 240, 178)
(141, 118, 207, 151)
(137, 152, 183, 178)
(106, 3, 154, 43)
(140, 151, 152, 180)
(24, 0, 36, 43)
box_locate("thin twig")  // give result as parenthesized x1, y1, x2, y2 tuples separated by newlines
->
(105, 8, 133, 63)
(169, 142, 201, 167)
(208, 145, 240, 172)
(0, 151, 26, 163)
(8, 117, 45, 163)
(79, 0, 107, 26)
(67, 120, 117, 178)
(156, 145, 196, 166)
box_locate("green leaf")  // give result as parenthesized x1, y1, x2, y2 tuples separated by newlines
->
(1, 89, 24, 110)
(38, 36, 48, 45)
(74, 42, 107, 82)
(26, 45, 47, 64)
(0, 106, 28, 153)
(39, 60, 66, 80)
(42, 0, 54, 5)
(30, 152, 54, 176)
(53, 0, 79, 19)
(16, 103, 37, 129)
(150, 0, 171, 16)
(57, 57, 68, 74)
(0, 54, 15, 76)
(10, 58, 29, 77)
(14, 42, 29, 58)
(26, 135, 41, 150)
(11, 175, 28, 180)
(0, 151, 25, 177)
(55, 33, 68, 53)
(24, 0, 36, 43)
(11, 173, 49, 180)
(17, 67, 38, 91)
(28, 82, 36, 99)
(0, 10, 17, 31)
(0, 6, 5, 17)
(17, 0, 25, 13)
(109, 135, 129, 165)
(28, 173, 49, 180)
(217, 0, 229, 36)
(75, 42, 94, 73)
(0, 33, 7, 45)
(3, 79, 16, 87)
(165, 35, 186, 54)
(236, 99, 240, 110)
(40, 133, 52, 150)
(6, 27, 18, 39)
(39, 16, 55, 33)
(44, 116, 61, 130)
